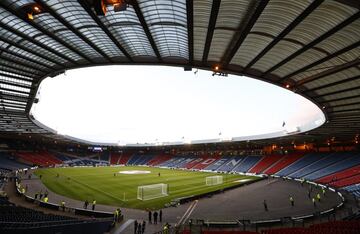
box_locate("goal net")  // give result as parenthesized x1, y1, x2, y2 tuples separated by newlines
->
(137, 183, 168, 201)
(206, 175, 223, 186)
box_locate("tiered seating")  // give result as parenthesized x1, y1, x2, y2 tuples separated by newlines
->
(262, 221, 360, 234)
(0, 153, 29, 170)
(331, 174, 360, 188)
(147, 154, 172, 166)
(133, 155, 155, 165)
(192, 156, 221, 170)
(53, 153, 77, 162)
(290, 153, 349, 179)
(276, 153, 326, 176)
(344, 184, 360, 197)
(184, 156, 210, 169)
(317, 164, 360, 184)
(205, 156, 231, 171)
(173, 157, 196, 168)
(232, 156, 262, 173)
(99, 152, 110, 162)
(217, 156, 245, 172)
(249, 155, 282, 173)
(16, 152, 62, 166)
(263, 153, 303, 175)
(118, 153, 132, 165)
(109, 153, 121, 165)
(126, 154, 144, 165)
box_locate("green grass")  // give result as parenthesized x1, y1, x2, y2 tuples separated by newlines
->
(34, 166, 259, 210)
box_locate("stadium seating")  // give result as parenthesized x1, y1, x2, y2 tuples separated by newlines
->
(331, 174, 360, 188)
(205, 156, 231, 171)
(263, 153, 304, 175)
(99, 152, 110, 162)
(276, 153, 326, 177)
(133, 155, 155, 165)
(147, 154, 172, 166)
(343, 184, 360, 197)
(261, 221, 360, 234)
(16, 152, 62, 166)
(291, 153, 356, 179)
(192, 156, 221, 170)
(109, 153, 121, 165)
(232, 156, 262, 173)
(317, 164, 360, 184)
(0, 153, 29, 170)
(217, 156, 245, 172)
(118, 153, 132, 165)
(249, 155, 283, 173)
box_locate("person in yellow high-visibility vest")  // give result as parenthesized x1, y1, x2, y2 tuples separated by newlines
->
(114, 209, 119, 222)
(61, 201, 66, 211)
(316, 193, 321, 202)
(43, 196, 48, 203)
(92, 199, 96, 210)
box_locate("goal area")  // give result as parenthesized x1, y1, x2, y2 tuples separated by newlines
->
(206, 175, 223, 186)
(137, 183, 168, 201)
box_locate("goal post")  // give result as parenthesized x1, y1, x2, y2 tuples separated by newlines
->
(137, 183, 168, 201)
(206, 175, 223, 186)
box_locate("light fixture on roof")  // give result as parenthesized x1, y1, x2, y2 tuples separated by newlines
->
(23, 3, 43, 20)
(94, 0, 128, 16)
(285, 84, 290, 89)
(211, 65, 228, 77)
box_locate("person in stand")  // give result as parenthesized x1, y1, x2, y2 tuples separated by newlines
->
(61, 201, 66, 211)
(134, 220, 138, 234)
(92, 199, 96, 210)
(289, 195, 294, 207)
(43, 196, 48, 203)
(159, 209, 163, 222)
(148, 210, 152, 224)
(263, 199, 268, 211)
(141, 220, 146, 234)
(84, 200, 89, 209)
(153, 211, 158, 224)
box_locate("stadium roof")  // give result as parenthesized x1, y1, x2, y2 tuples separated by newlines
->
(0, 0, 359, 147)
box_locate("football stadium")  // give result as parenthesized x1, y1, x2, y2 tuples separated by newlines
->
(0, 0, 360, 234)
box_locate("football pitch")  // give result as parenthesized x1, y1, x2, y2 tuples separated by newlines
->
(34, 166, 260, 210)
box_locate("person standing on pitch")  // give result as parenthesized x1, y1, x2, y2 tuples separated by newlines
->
(312, 197, 316, 207)
(263, 200, 268, 211)
(148, 210, 152, 223)
(92, 199, 96, 210)
(134, 220, 138, 234)
(153, 211, 158, 224)
(159, 209, 163, 222)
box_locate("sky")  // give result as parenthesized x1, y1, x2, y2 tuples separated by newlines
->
(30, 65, 325, 145)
